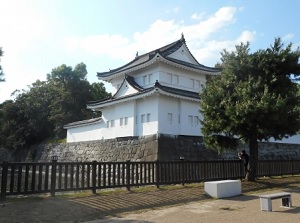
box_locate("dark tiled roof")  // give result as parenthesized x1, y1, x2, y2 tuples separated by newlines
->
(155, 81, 200, 99)
(166, 57, 220, 73)
(97, 35, 219, 78)
(87, 81, 200, 108)
(124, 75, 144, 91)
(64, 117, 102, 129)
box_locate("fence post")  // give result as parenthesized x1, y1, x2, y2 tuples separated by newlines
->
(126, 160, 131, 191)
(155, 160, 160, 189)
(50, 158, 58, 197)
(0, 161, 8, 201)
(92, 161, 97, 194)
(181, 160, 185, 186)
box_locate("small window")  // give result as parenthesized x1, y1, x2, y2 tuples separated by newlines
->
(148, 74, 153, 83)
(194, 116, 200, 125)
(125, 117, 128, 125)
(190, 79, 195, 89)
(107, 121, 110, 128)
(111, 120, 115, 128)
(147, 113, 151, 122)
(141, 114, 145, 123)
(173, 75, 179, 84)
(120, 118, 123, 126)
(167, 113, 172, 124)
(188, 115, 193, 126)
(143, 75, 147, 85)
(167, 73, 172, 83)
(178, 114, 180, 124)
(195, 80, 200, 89)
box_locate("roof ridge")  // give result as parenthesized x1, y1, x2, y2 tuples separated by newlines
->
(97, 36, 185, 78)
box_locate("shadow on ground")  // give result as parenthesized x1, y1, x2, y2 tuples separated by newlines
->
(70, 186, 209, 219)
(1, 176, 300, 223)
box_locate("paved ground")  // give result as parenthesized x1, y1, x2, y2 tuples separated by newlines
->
(89, 188, 300, 223)
(1, 176, 300, 223)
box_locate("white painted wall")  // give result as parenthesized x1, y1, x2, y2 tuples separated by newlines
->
(179, 100, 202, 136)
(113, 101, 136, 137)
(157, 63, 206, 92)
(100, 106, 116, 139)
(66, 121, 103, 142)
(156, 95, 201, 136)
(135, 96, 158, 136)
(114, 80, 139, 98)
(111, 76, 124, 95)
(158, 96, 180, 135)
(133, 64, 159, 88)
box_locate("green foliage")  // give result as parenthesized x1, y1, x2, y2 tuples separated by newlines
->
(0, 63, 110, 149)
(200, 39, 300, 151)
(47, 63, 95, 138)
(0, 47, 4, 82)
(90, 82, 111, 101)
(200, 38, 300, 180)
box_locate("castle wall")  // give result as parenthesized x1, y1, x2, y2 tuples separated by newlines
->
(1, 134, 300, 163)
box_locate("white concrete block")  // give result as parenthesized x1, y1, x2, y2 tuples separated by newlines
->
(204, 180, 241, 198)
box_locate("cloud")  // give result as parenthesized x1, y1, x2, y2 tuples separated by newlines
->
(191, 12, 205, 20)
(0, 5, 256, 102)
(282, 33, 295, 41)
(66, 6, 241, 66)
(236, 31, 256, 44)
(166, 7, 180, 13)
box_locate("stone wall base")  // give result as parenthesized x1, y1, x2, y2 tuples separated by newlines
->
(1, 134, 300, 162)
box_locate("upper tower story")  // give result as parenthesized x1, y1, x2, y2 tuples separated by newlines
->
(97, 34, 220, 95)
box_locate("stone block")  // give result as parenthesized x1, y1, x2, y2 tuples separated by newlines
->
(205, 180, 241, 198)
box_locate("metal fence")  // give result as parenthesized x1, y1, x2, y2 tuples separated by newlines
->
(1, 159, 300, 200)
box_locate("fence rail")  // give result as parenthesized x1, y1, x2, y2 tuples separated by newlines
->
(1, 159, 300, 200)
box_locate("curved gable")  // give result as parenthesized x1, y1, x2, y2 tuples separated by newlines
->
(167, 44, 198, 65)
(113, 76, 142, 98)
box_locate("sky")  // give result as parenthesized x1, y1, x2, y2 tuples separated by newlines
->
(0, 0, 300, 103)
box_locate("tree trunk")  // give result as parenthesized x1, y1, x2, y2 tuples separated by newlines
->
(247, 136, 258, 181)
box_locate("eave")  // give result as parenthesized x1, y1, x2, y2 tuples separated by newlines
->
(64, 117, 102, 129)
(98, 53, 220, 82)
(87, 83, 200, 110)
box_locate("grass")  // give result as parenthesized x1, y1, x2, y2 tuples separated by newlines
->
(43, 137, 66, 144)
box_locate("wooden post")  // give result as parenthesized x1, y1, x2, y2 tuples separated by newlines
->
(92, 161, 97, 194)
(181, 160, 185, 186)
(155, 160, 160, 189)
(50, 158, 58, 197)
(0, 162, 8, 201)
(126, 160, 131, 191)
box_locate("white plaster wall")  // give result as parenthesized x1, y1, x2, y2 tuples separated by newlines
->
(110, 62, 207, 95)
(67, 122, 103, 142)
(136, 96, 158, 136)
(114, 81, 138, 98)
(100, 106, 116, 139)
(114, 101, 136, 137)
(110, 75, 124, 95)
(158, 96, 180, 135)
(157, 63, 206, 92)
(133, 64, 159, 88)
(179, 100, 202, 136)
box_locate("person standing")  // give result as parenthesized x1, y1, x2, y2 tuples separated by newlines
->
(238, 150, 250, 178)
